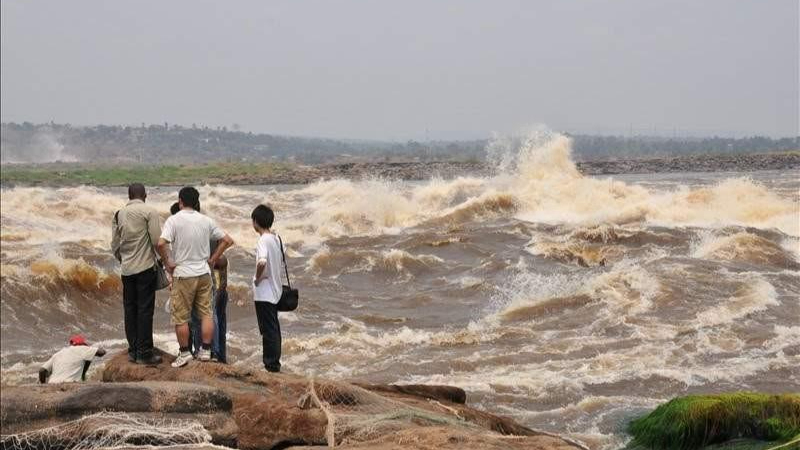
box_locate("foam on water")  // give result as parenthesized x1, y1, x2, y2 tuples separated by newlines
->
(692, 231, 800, 269)
(693, 277, 779, 328)
(306, 246, 445, 278)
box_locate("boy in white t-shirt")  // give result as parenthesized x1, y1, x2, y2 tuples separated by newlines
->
(251, 204, 283, 373)
(39, 334, 107, 384)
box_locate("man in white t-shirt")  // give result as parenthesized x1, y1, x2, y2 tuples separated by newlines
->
(157, 187, 234, 368)
(251, 204, 283, 373)
(39, 335, 107, 384)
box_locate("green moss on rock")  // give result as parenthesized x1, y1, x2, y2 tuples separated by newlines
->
(627, 393, 800, 450)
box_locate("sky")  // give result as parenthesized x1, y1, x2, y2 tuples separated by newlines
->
(1, 0, 798, 140)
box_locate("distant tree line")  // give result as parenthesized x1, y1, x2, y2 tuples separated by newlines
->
(566, 133, 799, 160)
(1, 122, 796, 164)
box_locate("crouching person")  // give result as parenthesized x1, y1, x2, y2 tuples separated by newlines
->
(39, 335, 107, 384)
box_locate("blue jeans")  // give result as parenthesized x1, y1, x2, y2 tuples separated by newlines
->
(190, 289, 227, 362)
(213, 289, 228, 363)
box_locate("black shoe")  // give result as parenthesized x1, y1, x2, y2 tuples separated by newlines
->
(136, 354, 162, 366)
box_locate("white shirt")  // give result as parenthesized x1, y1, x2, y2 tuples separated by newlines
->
(253, 233, 284, 304)
(41, 346, 100, 383)
(161, 210, 226, 278)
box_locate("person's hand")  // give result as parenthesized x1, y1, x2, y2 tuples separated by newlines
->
(207, 257, 217, 269)
(165, 260, 177, 275)
(253, 276, 260, 287)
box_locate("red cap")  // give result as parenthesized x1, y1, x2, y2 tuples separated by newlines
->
(69, 334, 88, 346)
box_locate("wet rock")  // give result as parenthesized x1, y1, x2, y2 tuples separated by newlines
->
(287, 426, 586, 449)
(356, 383, 468, 404)
(0, 350, 586, 450)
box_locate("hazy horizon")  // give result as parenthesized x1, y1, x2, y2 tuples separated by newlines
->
(2, 1, 798, 141)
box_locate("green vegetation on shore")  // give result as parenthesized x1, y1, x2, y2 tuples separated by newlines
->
(627, 393, 800, 450)
(0, 162, 293, 186)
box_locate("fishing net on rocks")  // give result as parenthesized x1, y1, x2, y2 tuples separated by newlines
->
(300, 378, 480, 447)
(0, 411, 211, 450)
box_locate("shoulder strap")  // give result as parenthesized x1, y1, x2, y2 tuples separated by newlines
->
(276, 234, 291, 288)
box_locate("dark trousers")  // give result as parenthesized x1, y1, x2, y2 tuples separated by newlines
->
(121, 267, 156, 359)
(214, 290, 228, 363)
(254, 301, 281, 372)
(190, 307, 202, 355)
(189, 289, 228, 362)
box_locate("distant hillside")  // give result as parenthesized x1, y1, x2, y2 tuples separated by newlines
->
(1, 122, 797, 164)
(0, 122, 486, 164)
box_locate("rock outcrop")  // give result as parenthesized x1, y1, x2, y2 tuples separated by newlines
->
(0, 349, 586, 449)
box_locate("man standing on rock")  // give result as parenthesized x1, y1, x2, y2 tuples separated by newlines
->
(111, 182, 163, 365)
(157, 187, 234, 368)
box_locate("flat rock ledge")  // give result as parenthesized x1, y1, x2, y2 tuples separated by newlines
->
(0, 349, 586, 450)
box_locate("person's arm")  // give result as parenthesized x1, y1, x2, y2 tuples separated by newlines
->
(157, 238, 176, 275)
(147, 209, 162, 256)
(81, 361, 92, 381)
(215, 255, 228, 291)
(253, 237, 267, 286)
(157, 217, 176, 274)
(111, 211, 122, 262)
(254, 259, 267, 286)
(208, 234, 234, 268)
(81, 347, 105, 381)
(39, 356, 54, 384)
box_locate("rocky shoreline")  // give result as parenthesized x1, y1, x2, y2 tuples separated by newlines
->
(0, 350, 587, 450)
(575, 151, 800, 175)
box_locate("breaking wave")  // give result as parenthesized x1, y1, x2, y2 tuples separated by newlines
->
(1, 256, 120, 299)
(692, 231, 800, 269)
(693, 277, 779, 328)
(307, 246, 445, 277)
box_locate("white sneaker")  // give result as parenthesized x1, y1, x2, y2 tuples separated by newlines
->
(197, 348, 211, 362)
(171, 351, 192, 368)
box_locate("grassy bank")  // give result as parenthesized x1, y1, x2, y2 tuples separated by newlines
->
(627, 393, 800, 450)
(0, 162, 295, 186)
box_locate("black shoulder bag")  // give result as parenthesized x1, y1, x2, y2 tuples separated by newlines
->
(276, 234, 299, 312)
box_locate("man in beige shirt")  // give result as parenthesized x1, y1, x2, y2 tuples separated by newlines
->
(111, 183, 163, 365)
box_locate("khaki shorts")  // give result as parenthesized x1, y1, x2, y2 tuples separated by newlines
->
(170, 274, 212, 325)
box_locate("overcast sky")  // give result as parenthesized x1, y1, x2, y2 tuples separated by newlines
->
(1, 1, 797, 140)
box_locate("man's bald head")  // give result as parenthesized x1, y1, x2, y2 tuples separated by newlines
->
(128, 183, 147, 200)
